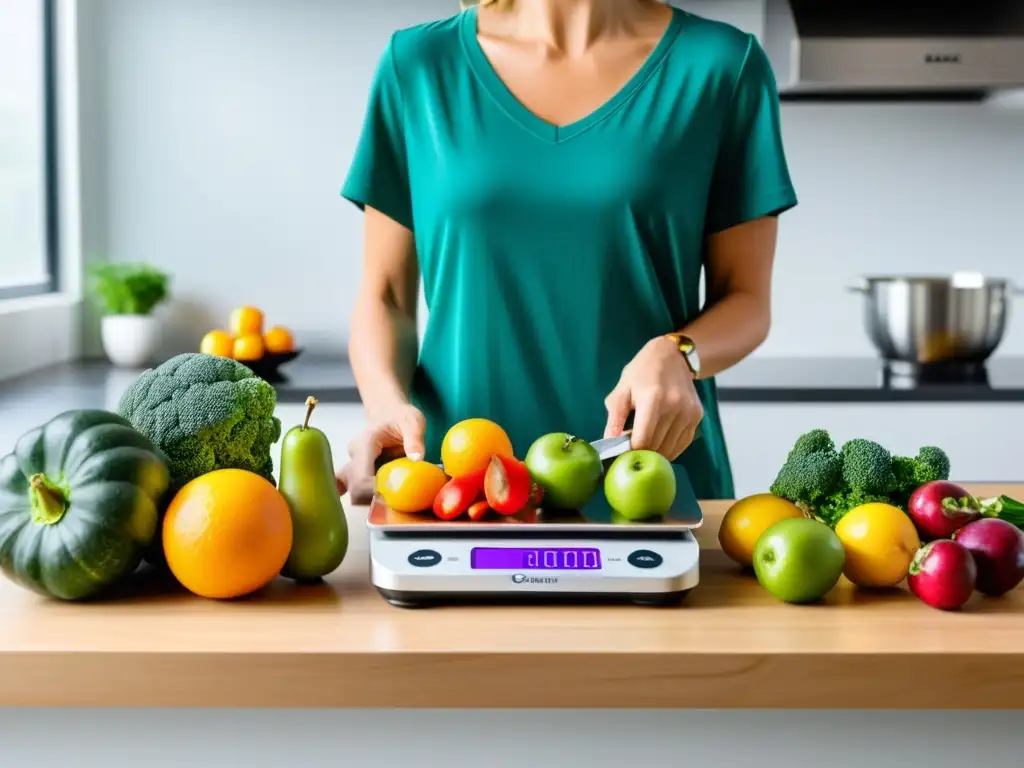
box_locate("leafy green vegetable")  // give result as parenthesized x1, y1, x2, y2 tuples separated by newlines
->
(87, 262, 171, 315)
(770, 429, 951, 527)
(116, 352, 282, 497)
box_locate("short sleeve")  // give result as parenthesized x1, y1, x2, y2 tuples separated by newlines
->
(341, 35, 414, 231)
(705, 35, 798, 235)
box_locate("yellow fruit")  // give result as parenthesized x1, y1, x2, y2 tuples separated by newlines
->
(200, 330, 234, 357)
(264, 325, 295, 354)
(719, 493, 805, 568)
(376, 457, 449, 513)
(232, 333, 264, 361)
(835, 502, 921, 588)
(229, 306, 264, 337)
(163, 469, 293, 599)
(440, 418, 514, 478)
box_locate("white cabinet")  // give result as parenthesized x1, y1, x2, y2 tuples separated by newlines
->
(720, 403, 1024, 499)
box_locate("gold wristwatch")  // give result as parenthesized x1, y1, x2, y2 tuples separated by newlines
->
(664, 332, 701, 379)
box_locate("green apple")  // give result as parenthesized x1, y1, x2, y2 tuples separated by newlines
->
(603, 449, 676, 521)
(752, 517, 845, 604)
(525, 433, 603, 510)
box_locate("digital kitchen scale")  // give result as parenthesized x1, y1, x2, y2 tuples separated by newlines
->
(367, 456, 703, 608)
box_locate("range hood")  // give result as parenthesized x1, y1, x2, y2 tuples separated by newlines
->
(763, 0, 1024, 99)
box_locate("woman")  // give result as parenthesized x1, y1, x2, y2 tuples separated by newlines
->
(337, 0, 797, 504)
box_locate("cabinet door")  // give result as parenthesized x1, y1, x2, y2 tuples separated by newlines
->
(719, 404, 1023, 499)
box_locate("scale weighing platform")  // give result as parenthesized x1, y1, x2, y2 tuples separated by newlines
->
(367, 468, 703, 608)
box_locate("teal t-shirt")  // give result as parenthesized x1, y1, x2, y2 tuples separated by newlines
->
(342, 7, 797, 500)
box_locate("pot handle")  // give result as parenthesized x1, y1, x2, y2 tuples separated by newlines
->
(846, 284, 867, 293)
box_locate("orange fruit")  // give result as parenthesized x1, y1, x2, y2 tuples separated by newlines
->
(229, 305, 264, 337)
(199, 329, 234, 357)
(718, 494, 806, 569)
(233, 333, 264, 361)
(375, 457, 449, 513)
(163, 469, 293, 599)
(441, 418, 514, 478)
(263, 325, 295, 354)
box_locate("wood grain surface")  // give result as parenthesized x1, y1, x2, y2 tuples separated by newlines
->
(0, 484, 1021, 708)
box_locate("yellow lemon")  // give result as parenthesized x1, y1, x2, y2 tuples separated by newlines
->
(375, 457, 449, 514)
(834, 502, 921, 588)
(718, 493, 806, 568)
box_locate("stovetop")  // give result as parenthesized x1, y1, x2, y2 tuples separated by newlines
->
(714, 356, 1024, 403)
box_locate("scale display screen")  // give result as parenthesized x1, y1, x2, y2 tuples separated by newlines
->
(470, 547, 602, 570)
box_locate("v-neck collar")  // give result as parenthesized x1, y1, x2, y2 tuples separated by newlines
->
(460, 5, 685, 144)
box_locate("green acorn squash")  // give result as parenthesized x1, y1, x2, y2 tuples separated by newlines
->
(0, 410, 170, 600)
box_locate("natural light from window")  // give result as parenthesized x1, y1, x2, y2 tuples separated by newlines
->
(0, 0, 50, 295)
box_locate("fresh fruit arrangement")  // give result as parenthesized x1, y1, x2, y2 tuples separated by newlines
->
(0, 352, 349, 602)
(375, 422, 678, 522)
(200, 305, 297, 365)
(721, 427, 1024, 611)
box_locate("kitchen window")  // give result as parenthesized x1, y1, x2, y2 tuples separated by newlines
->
(0, 0, 59, 300)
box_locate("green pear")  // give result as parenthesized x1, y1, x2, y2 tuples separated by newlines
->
(279, 396, 349, 581)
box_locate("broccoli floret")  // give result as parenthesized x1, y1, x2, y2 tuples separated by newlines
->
(914, 446, 951, 485)
(889, 446, 952, 506)
(770, 446, 842, 506)
(787, 428, 835, 459)
(117, 353, 282, 496)
(839, 438, 895, 495)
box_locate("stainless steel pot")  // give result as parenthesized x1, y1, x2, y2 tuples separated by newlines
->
(848, 273, 1022, 364)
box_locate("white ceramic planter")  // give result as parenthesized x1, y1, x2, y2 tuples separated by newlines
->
(100, 314, 162, 368)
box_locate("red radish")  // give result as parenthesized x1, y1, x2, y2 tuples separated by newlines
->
(907, 480, 982, 540)
(907, 540, 977, 611)
(484, 455, 532, 515)
(467, 500, 491, 521)
(953, 518, 1024, 596)
(433, 470, 485, 521)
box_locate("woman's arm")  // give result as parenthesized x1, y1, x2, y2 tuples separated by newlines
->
(604, 215, 779, 459)
(678, 215, 778, 377)
(348, 206, 421, 417)
(338, 207, 426, 499)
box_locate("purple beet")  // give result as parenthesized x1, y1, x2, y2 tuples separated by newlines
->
(953, 518, 1024, 597)
(907, 540, 977, 611)
(907, 480, 981, 540)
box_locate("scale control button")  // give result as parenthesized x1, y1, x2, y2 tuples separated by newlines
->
(627, 550, 663, 569)
(408, 549, 442, 568)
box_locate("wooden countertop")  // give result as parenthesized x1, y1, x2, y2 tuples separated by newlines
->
(1, 483, 1022, 709)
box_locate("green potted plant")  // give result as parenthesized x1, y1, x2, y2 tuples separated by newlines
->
(87, 262, 171, 367)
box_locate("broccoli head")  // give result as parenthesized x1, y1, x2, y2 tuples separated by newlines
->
(890, 446, 952, 504)
(914, 446, 951, 485)
(839, 438, 895, 495)
(787, 428, 835, 459)
(770, 430, 842, 506)
(117, 353, 282, 496)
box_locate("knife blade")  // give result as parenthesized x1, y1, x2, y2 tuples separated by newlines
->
(590, 432, 633, 462)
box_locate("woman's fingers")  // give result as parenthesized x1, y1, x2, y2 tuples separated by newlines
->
(603, 386, 633, 439)
(629, 390, 661, 451)
(400, 409, 427, 461)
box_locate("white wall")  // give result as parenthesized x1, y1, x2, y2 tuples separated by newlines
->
(75, 0, 1024, 361)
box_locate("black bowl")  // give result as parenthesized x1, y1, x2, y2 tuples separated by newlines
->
(243, 349, 302, 383)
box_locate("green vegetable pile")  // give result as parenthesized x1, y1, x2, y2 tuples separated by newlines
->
(770, 429, 950, 527)
(117, 352, 282, 498)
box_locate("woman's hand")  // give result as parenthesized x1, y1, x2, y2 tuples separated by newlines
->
(336, 403, 427, 505)
(604, 336, 703, 462)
